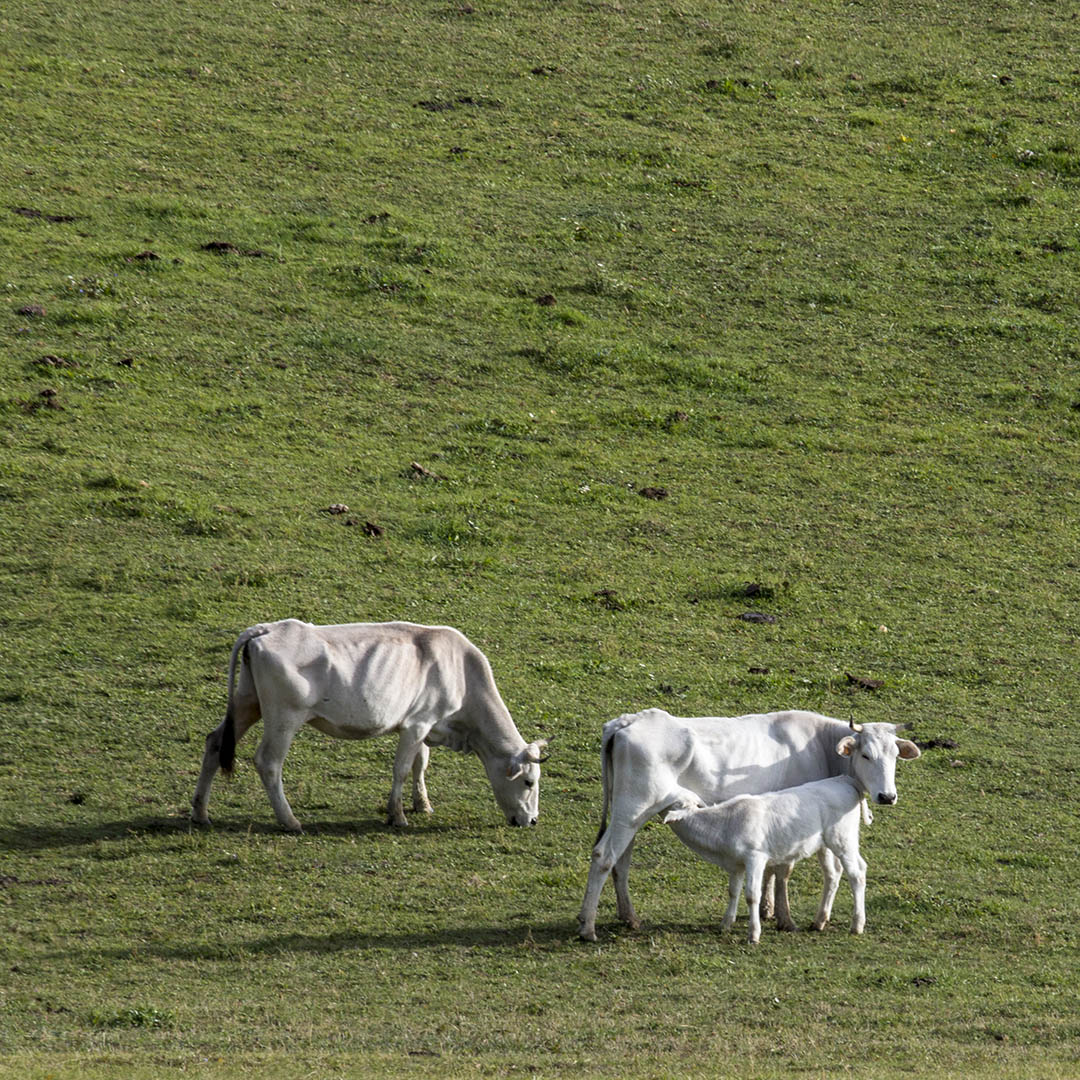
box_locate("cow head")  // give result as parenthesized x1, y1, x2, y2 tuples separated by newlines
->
(486, 739, 549, 826)
(837, 722, 921, 805)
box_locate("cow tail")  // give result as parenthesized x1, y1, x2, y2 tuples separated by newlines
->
(219, 626, 268, 776)
(594, 725, 617, 845)
(594, 713, 642, 844)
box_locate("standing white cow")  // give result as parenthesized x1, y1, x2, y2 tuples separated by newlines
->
(578, 708, 920, 941)
(191, 620, 548, 832)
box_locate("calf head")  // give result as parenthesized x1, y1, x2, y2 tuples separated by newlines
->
(486, 739, 549, 826)
(838, 722, 920, 805)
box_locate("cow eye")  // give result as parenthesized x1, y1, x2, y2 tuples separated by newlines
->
(861, 753, 871, 761)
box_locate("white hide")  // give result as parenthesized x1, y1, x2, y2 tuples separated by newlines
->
(191, 620, 546, 831)
(664, 772, 873, 944)
(577, 708, 920, 941)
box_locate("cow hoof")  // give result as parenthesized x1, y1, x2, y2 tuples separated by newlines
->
(387, 816, 409, 828)
(811, 921, 828, 932)
(578, 927, 598, 942)
(190, 814, 212, 828)
(777, 921, 799, 933)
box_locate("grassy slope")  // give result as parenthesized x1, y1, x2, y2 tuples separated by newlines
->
(1, 0, 1079, 1075)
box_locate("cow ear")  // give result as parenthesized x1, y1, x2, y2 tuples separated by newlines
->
(896, 738, 921, 760)
(505, 763, 524, 781)
(837, 736, 857, 757)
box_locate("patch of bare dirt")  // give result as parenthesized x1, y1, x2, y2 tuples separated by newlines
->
(11, 206, 76, 223)
(845, 672, 884, 691)
(200, 241, 269, 257)
(738, 611, 777, 624)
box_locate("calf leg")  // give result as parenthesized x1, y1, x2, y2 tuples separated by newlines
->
(411, 742, 433, 814)
(772, 862, 798, 932)
(812, 848, 843, 931)
(721, 869, 745, 930)
(743, 854, 768, 944)
(836, 847, 867, 935)
(578, 821, 639, 941)
(253, 716, 304, 833)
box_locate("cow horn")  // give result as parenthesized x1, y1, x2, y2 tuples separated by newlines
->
(849, 716, 863, 733)
(525, 737, 551, 764)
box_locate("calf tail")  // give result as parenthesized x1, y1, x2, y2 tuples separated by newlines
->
(219, 625, 269, 775)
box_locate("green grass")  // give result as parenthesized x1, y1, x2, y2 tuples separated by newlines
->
(2, 0, 1080, 1076)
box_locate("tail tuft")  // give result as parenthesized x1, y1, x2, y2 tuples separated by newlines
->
(219, 706, 237, 775)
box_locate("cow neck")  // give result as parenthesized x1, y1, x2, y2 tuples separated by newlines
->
(825, 723, 855, 780)
(465, 707, 525, 761)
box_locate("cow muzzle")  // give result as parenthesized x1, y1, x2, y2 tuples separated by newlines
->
(509, 815, 539, 827)
(876, 792, 897, 805)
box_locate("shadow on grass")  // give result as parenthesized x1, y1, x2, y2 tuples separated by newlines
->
(84, 920, 577, 961)
(65, 918, 791, 963)
(0, 814, 456, 850)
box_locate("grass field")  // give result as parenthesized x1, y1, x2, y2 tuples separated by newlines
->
(2, 0, 1079, 1075)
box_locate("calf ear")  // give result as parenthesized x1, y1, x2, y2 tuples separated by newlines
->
(836, 735, 857, 757)
(896, 738, 921, 760)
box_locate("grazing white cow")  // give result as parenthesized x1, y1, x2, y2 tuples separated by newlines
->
(578, 709, 920, 941)
(663, 729, 910, 942)
(191, 620, 548, 831)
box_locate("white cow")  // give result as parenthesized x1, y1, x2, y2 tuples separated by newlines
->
(578, 708, 920, 940)
(663, 727, 908, 942)
(191, 620, 548, 831)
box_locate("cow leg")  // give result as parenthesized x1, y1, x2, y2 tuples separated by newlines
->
(191, 705, 259, 826)
(721, 869, 745, 930)
(743, 854, 768, 944)
(253, 715, 304, 833)
(812, 848, 843, 931)
(388, 728, 426, 826)
(578, 821, 639, 941)
(611, 836, 641, 929)
(759, 869, 777, 921)
(411, 741, 433, 814)
(772, 862, 798, 932)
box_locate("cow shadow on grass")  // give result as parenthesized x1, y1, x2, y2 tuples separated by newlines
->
(57, 917, 821, 968)
(86, 920, 575, 963)
(0, 815, 455, 852)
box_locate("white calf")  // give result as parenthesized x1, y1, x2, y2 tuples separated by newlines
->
(663, 750, 892, 944)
